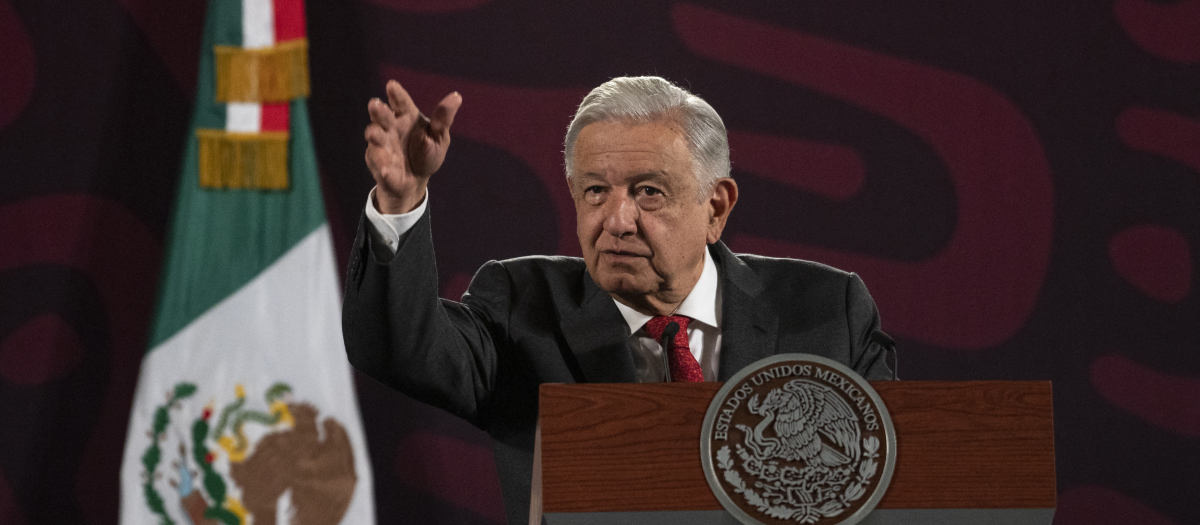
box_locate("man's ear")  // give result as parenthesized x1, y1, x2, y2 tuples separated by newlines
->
(706, 178, 738, 244)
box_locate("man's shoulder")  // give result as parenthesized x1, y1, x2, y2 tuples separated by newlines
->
(491, 254, 586, 273)
(721, 250, 870, 327)
(463, 255, 589, 310)
(731, 251, 854, 283)
(475, 255, 588, 288)
(717, 248, 862, 307)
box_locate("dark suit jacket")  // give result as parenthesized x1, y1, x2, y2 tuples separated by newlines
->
(342, 205, 894, 525)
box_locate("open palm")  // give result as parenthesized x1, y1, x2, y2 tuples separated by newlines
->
(364, 80, 462, 214)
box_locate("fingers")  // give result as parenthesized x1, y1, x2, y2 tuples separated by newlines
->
(364, 123, 388, 146)
(428, 91, 463, 140)
(365, 80, 462, 181)
(385, 80, 418, 119)
(367, 98, 395, 130)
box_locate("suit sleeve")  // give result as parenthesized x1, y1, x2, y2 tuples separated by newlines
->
(342, 203, 507, 424)
(845, 273, 897, 381)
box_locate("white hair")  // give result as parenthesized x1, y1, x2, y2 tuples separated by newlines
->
(563, 76, 731, 198)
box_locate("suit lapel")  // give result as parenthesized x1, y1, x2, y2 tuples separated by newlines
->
(712, 242, 779, 381)
(559, 270, 639, 384)
(558, 242, 777, 383)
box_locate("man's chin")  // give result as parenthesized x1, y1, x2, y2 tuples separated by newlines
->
(593, 271, 652, 297)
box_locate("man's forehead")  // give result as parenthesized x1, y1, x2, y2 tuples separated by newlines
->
(574, 169, 673, 184)
(572, 157, 696, 191)
(578, 119, 686, 147)
(576, 121, 691, 166)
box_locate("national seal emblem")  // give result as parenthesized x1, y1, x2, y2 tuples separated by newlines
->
(701, 354, 896, 525)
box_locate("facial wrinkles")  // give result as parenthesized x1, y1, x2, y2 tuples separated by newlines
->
(608, 182, 698, 300)
(573, 120, 708, 312)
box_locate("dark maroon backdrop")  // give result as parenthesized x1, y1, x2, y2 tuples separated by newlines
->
(2, 0, 1198, 523)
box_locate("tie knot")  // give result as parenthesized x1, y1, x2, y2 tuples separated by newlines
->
(644, 315, 690, 341)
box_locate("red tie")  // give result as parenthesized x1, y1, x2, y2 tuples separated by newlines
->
(644, 315, 705, 382)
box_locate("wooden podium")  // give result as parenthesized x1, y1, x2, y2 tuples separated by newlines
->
(532, 381, 1055, 525)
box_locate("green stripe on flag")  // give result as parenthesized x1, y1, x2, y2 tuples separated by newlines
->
(148, 0, 326, 349)
(193, 0, 240, 132)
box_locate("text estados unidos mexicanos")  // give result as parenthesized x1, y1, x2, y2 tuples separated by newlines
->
(713, 363, 879, 441)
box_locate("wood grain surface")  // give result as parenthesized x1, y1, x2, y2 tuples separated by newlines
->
(537, 381, 1055, 513)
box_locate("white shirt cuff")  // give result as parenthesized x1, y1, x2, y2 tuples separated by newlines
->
(364, 187, 428, 255)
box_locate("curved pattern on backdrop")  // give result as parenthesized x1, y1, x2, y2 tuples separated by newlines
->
(118, 0, 208, 94)
(726, 130, 866, 201)
(1113, 0, 1200, 63)
(1090, 354, 1200, 438)
(0, 195, 159, 523)
(1057, 486, 1180, 525)
(673, 3, 1054, 350)
(1108, 225, 1192, 303)
(0, 0, 34, 131)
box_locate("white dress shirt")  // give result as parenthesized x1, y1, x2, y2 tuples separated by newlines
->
(612, 250, 722, 382)
(364, 188, 724, 382)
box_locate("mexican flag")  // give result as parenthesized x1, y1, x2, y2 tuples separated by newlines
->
(119, 0, 375, 523)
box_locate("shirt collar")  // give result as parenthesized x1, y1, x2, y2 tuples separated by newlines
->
(612, 247, 721, 335)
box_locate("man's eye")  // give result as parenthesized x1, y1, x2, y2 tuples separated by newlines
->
(638, 186, 663, 197)
(582, 185, 606, 204)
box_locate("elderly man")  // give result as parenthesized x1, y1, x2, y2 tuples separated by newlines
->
(342, 76, 894, 524)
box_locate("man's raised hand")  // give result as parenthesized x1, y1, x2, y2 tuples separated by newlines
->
(364, 80, 462, 214)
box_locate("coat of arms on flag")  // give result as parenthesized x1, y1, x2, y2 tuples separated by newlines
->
(137, 382, 359, 525)
(119, 0, 375, 522)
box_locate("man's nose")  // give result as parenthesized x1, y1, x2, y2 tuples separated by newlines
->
(602, 193, 638, 238)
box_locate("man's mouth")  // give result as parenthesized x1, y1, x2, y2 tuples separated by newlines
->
(600, 249, 649, 261)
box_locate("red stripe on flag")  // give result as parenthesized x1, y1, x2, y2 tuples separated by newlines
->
(273, 0, 306, 40)
(260, 103, 290, 132)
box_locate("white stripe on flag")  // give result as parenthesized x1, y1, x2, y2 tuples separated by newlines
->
(229, 0, 274, 132)
(226, 102, 262, 133)
(242, 0, 275, 48)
